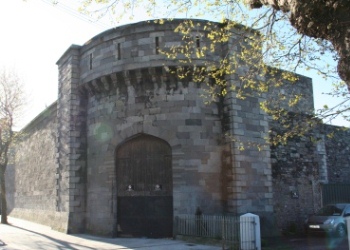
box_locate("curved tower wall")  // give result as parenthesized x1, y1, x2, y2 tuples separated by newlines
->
(57, 19, 228, 235)
(83, 20, 225, 235)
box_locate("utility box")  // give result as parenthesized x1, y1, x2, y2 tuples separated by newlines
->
(240, 213, 261, 250)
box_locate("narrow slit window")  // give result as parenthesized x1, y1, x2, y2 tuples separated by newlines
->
(117, 43, 121, 60)
(155, 37, 159, 54)
(89, 53, 93, 70)
(196, 36, 200, 48)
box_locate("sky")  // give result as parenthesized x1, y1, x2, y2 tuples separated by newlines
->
(0, 0, 109, 129)
(0, 0, 349, 129)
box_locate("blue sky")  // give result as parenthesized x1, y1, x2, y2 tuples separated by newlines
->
(0, 0, 348, 129)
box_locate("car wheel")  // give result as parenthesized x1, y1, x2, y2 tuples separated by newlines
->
(335, 224, 346, 238)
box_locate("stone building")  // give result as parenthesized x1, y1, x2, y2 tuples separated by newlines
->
(7, 19, 350, 237)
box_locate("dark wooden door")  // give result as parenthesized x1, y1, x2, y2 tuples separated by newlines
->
(116, 134, 172, 238)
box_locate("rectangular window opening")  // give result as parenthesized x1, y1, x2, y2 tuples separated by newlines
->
(89, 53, 93, 70)
(196, 36, 200, 48)
(117, 43, 121, 60)
(155, 37, 159, 54)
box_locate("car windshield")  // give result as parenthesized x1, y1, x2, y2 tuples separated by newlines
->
(316, 205, 345, 216)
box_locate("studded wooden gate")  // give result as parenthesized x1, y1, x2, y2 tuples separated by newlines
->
(116, 134, 173, 238)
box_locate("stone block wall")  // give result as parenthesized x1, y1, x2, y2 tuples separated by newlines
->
(224, 90, 273, 213)
(323, 125, 350, 183)
(83, 68, 224, 235)
(56, 45, 88, 233)
(78, 19, 222, 84)
(7, 103, 68, 232)
(265, 69, 314, 114)
(270, 123, 350, 234)
(270, 128, 325, 234)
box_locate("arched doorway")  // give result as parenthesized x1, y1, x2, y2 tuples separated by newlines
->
(116, 134, 173, 238)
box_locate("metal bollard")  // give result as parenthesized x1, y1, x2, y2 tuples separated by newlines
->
(240, 213, 261, 250)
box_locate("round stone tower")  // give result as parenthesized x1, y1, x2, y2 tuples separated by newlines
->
(56, 19, 273, 236)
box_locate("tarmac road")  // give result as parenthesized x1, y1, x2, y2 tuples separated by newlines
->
(264, 234, 349, 250)
(286, 236, 349, 250)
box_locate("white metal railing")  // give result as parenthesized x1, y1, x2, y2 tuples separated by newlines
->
(175, 213, 260, 249)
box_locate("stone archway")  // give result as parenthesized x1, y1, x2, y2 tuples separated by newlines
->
(116, 134, 173, 238)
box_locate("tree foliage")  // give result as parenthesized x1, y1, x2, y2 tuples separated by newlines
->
(247, 0, 350, 90)
(69, 0, 350, 145)
(0, 69, 25, 224)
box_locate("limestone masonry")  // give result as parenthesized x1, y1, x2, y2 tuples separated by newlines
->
(7, 19, 350, 237)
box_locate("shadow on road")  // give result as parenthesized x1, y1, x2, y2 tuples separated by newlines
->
(1, 218, 220, 250)
(1, 222, 98, 250)
(263, 235, 349, 250)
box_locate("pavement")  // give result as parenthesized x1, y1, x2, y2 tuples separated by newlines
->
(0, 217, 221, 250)
(1, 217, 350, 250)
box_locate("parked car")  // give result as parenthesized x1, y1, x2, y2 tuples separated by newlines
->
(305, 203, 350, 237)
